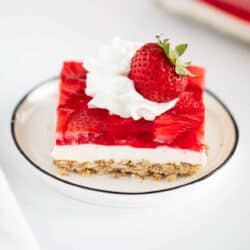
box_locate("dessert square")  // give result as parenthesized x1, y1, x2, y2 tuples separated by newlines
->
(52, 38, 206, 180)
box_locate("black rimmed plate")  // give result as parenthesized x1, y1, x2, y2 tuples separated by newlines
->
(11, 77, 239, 207)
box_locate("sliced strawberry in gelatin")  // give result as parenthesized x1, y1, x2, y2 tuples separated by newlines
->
(187, 66, 205, 89)
(55, 62, 205, 151)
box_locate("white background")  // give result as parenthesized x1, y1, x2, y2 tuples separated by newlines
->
(1, 0, 250, 249)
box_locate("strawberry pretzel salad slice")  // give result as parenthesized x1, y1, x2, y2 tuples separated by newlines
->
(51, 37, 206, 181)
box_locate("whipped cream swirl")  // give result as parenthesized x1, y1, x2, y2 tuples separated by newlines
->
(85, 38, 178, 121)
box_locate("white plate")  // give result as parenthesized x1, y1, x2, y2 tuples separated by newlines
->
(11, 77, 238, 207)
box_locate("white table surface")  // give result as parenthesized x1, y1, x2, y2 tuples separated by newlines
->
(1, 0, 250, 249)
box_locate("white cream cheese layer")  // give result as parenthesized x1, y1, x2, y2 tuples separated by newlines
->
(84, 38, 178, 121)
(51, 145, 206, 167)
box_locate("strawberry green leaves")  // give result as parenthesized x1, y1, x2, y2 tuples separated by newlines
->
(175, 66, 190, 76)
(175, 43, 188, 57)
(156, 35, 194, 77)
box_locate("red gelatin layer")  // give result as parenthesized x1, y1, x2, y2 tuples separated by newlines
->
(55, 62, 205, 151)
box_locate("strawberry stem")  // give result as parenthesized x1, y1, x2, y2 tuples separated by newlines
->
(156, 35, 194, 77)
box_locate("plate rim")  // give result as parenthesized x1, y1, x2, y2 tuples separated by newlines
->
(10, 76, 239, 195)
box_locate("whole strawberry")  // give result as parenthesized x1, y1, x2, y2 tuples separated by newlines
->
(129, 36, 193, 103)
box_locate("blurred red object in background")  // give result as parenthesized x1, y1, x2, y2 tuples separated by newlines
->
(201, 0, 250, 22)
(157, 0, 250, 43)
